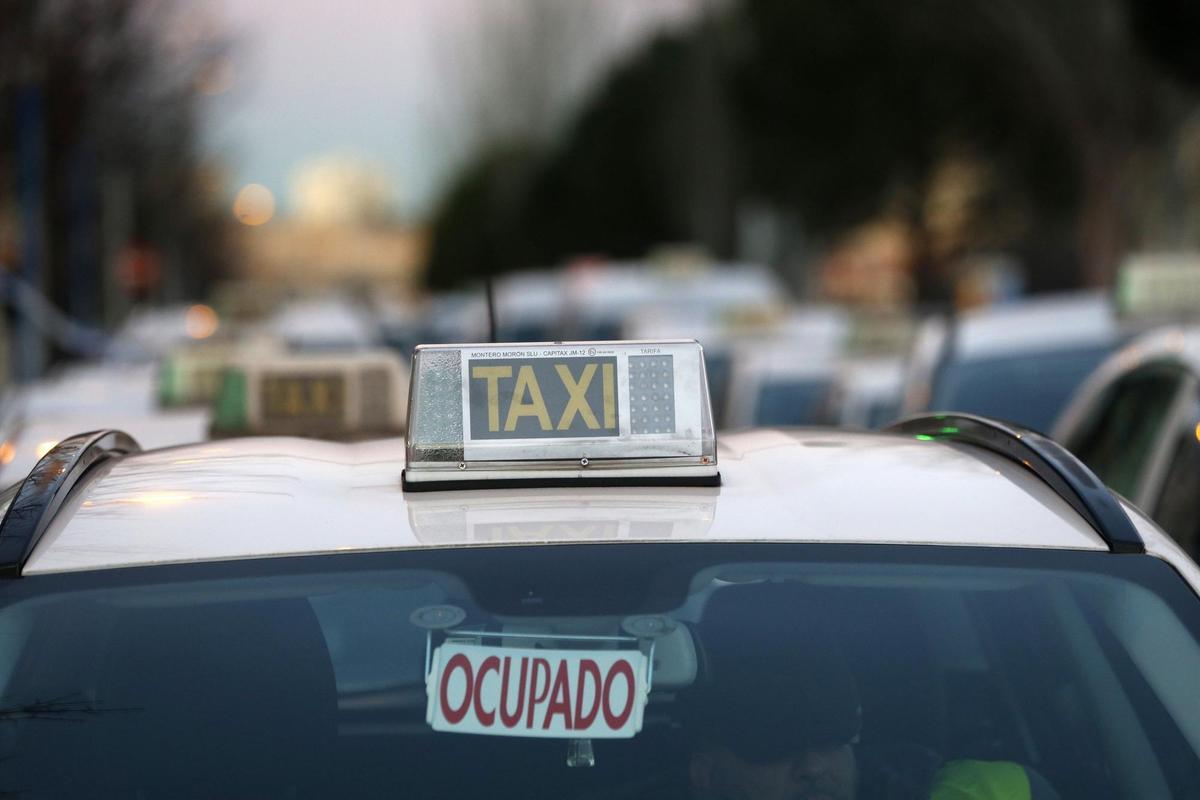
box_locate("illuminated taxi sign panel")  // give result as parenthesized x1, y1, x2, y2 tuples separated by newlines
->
(159, 337, 284, 409)
(469, 356, 618, 439)
(405, 341, 717, 487)
(1116, 253, 1200, 318)
(211, 349, 408, 439)
(260, 373, 346, 423)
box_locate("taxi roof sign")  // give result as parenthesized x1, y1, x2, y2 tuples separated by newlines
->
(1116, 252, 1200, 318)
(403, 340, 718, 489)
(211, 349, 408, 440)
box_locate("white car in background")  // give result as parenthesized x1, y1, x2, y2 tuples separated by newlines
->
(829, 355, 905, 429)
(901, 291, 1122, 433)
(1053, 325, 1200, 554)
(269, 297, 382, 352)
(0, 362, 209, 483)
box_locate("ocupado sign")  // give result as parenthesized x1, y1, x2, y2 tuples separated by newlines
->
(426, 642, 650, 739)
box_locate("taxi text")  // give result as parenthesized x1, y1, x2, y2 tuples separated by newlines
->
(468, 356, 618, 439)
(428, 644, 647, 738)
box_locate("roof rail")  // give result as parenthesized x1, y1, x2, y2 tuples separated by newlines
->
(885, 413, 1144, 554)
(0, 430, 141, 577)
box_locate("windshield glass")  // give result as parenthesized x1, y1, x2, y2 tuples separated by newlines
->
(3, 543, 1199, 799)
(931, 343, 1114, 432)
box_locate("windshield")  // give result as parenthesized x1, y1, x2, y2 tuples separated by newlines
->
(930, 344, 1114, 432)
(2, 543, 1199, 799)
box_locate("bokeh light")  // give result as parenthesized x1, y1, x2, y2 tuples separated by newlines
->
(35, 441, 58, 459)
(232, 183, 276, 226)
(185, 304, 220, 339)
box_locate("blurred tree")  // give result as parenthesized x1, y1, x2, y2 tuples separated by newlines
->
(0, 0, 229, 354)
(1126, 0, 1200, 88)
(424, 144, 538, 290)
(442, 0, 608, 154)
(522, 34, 706, 265)
(427, 27, 734, 285)
(426, 0, 1194, 298)
(423, 0, 612, 288)
(731, 0, 1183, 294)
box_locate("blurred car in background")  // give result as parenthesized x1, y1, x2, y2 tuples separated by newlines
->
(375, 297, 428, 358)
(629, 304, 848, 429)
(106, 304, 225, 363)
(157, 334, 283, 409)
(898, 313, 948, 414)
(494, 270, 568, 341)
(827, 355, 905, 429)
(0, 408, 210, 482)
(725, 349, 837, 428)
(722, 311, 848, 428)
(902, 291, 1122, 433)
(269, 297, 382, 352)
(0, 362, 210, 483)
(566, 261, 785, 341)
(379, 292, 491, 352)
(1053, 326, 1200, 554)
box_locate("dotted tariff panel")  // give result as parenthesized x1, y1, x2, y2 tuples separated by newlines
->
(628, 355, 676, 435)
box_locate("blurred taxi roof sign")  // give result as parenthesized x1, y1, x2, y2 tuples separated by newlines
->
(1117, 253, 1200, 319)
(158, 335, 283, 409)
(211, 349, 408, 440)
(403, 340, 718, 490)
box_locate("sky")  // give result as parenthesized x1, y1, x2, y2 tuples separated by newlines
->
(200, 0, 702, 221)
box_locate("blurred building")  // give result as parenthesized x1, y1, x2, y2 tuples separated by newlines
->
(231, 156, 427, 291)
(816, 220, 915, 310)
(234, 220, 426, 290)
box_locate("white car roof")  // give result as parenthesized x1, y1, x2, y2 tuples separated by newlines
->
(564, 263, 786, 319)
(21, 428, 1119, 576)
(955, 290, 1118, 358)
(270, 298, 379, 349)
(18, 363, 159, 419)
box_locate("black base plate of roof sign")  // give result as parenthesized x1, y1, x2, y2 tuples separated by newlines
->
(400, 470, 722, 492)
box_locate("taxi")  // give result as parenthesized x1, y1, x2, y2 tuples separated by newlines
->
(900, 291, 1122, 433)
(0, 362, 210, 484)
(2, 340, 1199, 799)
(1052, 325, 1200, 555)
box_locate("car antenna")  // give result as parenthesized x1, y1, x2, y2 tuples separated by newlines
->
(485, 274, 498, 343)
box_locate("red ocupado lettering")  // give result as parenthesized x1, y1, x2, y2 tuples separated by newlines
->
(438, 653, 639, 732)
